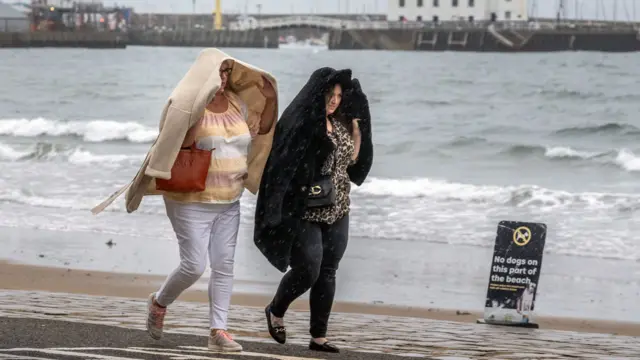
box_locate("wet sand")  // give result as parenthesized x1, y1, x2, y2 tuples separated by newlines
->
(4, 225, 639, 325)
(2, 260, 639, 337)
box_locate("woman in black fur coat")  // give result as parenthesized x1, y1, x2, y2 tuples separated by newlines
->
(253, 67, 373, 353)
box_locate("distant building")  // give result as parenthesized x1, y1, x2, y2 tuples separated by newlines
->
(0, 2, 29, 32)
(387, 0, 529, 23)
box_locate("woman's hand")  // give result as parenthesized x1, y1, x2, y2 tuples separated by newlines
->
(257, 76, 277, 135)
(351, 118, 362, 162)
(259, 75, 276, 98)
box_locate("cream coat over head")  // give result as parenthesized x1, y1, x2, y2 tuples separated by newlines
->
(91, 48, 279, 215)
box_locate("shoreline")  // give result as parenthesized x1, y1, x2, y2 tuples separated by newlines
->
(2, 261, 639, 337)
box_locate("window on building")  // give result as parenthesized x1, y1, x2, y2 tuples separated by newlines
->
(468, 15, 474, 22)
(452, 0, 458, 7)
(432, 15, 439, 22)
(417, 15, 423, 21)
(468, 0, 474, 6)
(399, 15, 406, 21)
(399, 0, 405, 7)
(417, 0, 424, 7)
(505, 11, 511, 19)
(433, 0, 439, 7)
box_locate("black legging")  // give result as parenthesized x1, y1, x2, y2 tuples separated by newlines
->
(269, 214, 349, 338)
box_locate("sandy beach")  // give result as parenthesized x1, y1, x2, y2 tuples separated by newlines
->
(4, 224, 640, 325)
(2, 260, 639, 337)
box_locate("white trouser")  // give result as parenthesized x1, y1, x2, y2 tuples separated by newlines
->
(156, 197, 240, 330)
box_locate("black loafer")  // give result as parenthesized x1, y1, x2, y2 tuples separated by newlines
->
(265, 305, 286, 344)
(309, 340, 340, 353)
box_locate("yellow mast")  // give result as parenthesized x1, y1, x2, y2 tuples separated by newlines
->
(214, 0, 222, 30)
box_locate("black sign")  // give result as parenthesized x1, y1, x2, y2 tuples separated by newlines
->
(481, 220, 546, 327)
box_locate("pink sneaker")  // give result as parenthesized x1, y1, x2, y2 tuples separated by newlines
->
(146, 293, 166, 340)
(208, 329, 243, 352)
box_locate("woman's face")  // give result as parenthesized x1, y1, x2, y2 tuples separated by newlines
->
(218, 61, 232, 93)
(325, 83, 342, 116)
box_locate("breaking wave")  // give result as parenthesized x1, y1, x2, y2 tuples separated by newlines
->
(501, 144, 640, 172)
(0, 141, 143, 165)
(554, 122, 640, 136)
(0, 118, 157, 143)
(3, 177, 638, 214)
(353, 177, 640, 211)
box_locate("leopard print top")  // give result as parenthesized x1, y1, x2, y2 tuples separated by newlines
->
(302, 119, 355, 225)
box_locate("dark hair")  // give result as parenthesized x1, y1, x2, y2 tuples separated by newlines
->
(326, 83, 353, 136)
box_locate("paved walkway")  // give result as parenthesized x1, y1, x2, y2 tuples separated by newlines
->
(0, 316, 402, 360)
(1, 290, 639, 359)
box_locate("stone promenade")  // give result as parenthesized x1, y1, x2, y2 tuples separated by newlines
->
(1, 290, 638, 359)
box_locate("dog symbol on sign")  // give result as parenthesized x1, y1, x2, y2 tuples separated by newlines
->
(513, 226, 532, 246)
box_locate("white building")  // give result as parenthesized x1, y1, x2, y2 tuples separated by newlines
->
(387, 0, 529, 22)
(0, 3, 30, 32)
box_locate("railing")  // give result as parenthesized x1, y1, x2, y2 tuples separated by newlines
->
(227, 15, 640, 33)
(228, 15, 425, 30)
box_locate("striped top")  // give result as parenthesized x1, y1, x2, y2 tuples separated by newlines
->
(162, 93, 253, 204)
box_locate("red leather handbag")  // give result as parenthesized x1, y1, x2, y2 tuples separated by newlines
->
(155, 143, 213, 193)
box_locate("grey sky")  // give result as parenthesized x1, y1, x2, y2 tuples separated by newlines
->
(104, 0, 639, 21)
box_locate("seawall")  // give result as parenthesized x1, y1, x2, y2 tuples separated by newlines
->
(329, 27, 640, 52)
(0, 31, 127, 49)
(127, 29, 278, 48)
(0, 29, 279, 49)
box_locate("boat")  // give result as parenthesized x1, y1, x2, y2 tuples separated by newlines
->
(278, 34, 328, 50)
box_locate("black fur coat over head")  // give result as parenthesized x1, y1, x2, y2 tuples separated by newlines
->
(253, 67, 374, 272)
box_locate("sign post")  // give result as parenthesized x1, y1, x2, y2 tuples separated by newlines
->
(478, 220, 547, 328)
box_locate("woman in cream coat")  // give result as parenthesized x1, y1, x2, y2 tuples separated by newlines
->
(92, 48, 278, 353)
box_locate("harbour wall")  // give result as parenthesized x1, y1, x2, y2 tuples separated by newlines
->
(328, 27, 640, 52)
(127, 29, 279, 48)
(0, 31, 127, 48)
(0, 29, 280, 49)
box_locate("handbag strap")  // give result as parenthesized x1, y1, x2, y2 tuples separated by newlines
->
(180, 142, 197, 150)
